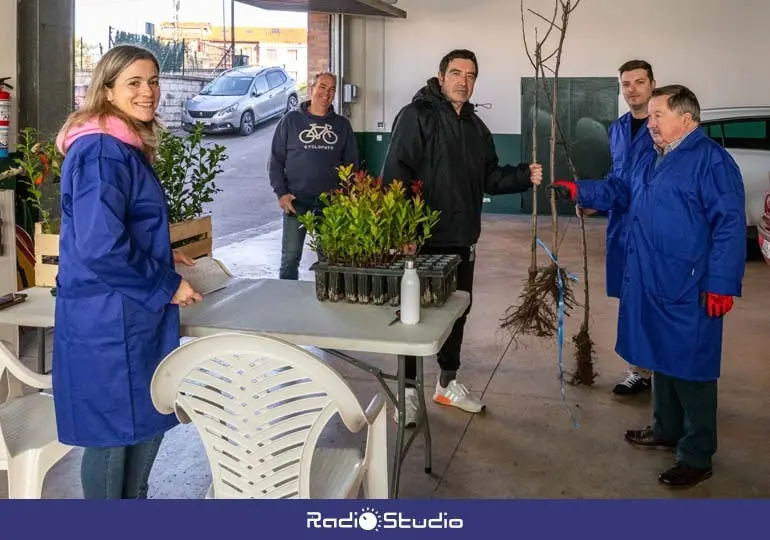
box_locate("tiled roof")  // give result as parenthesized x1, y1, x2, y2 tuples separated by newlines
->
(207, 26, 307, 44)
(159, 21, 212, 30)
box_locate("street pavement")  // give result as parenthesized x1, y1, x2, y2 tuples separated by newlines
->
(200, 116, 284, 249)
(197, 117, 315, 280)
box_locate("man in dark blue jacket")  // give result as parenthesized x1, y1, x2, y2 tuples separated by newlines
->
(269, 72, 359, 279)
(603, 60, 657, 395)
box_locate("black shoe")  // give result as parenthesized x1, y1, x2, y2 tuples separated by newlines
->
(624, 426, 676, 449)
(612, 372, 651, 395)
(658, 461, 713, 487)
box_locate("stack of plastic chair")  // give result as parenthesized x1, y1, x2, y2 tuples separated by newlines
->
(0, 341, 72, 498)
(151, 332, 388, 499)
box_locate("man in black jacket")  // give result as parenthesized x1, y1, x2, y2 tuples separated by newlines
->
(381, 49, 542, 426)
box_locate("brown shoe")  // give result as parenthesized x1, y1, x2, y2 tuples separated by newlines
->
(624, 426, 676, 449)
(658, 461, 713, 487)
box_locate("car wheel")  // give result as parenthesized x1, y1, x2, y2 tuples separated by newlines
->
(239, 111, 255, 136)
(286, 95, 298, 114)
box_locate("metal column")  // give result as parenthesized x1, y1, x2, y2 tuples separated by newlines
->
(17, 0, 76, 219)
(329, 13, 343, 115)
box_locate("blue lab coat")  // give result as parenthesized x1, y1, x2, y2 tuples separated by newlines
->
(53, 134, 182, 447)
(603, 113, 653, 298)
(576, 128, 745, 381)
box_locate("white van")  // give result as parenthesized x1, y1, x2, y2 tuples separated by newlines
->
(699, 107, 770, 235)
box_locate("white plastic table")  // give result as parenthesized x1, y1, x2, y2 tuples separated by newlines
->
(0, 288, 55, 328)
(0, 288, 55, 374)
(0, 281, 470, 498)
(180, 278, 470, 497)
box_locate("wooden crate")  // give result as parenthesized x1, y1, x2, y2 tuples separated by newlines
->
(169, 215, 213, 259)
(33, 215, 213, 287)
(34, 222, 59, 287)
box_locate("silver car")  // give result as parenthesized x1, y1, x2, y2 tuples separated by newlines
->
(182, 65, 299, 136)
(699, 107, 770, 231)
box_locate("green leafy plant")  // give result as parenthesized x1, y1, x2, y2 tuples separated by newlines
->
(299, 165, 440, 267)
(153, 122, 228, 223)
(0, 127, 62, 233)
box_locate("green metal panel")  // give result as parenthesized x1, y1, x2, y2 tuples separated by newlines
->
(355, 131, 391, 175)
(520, 76, 619, 215)
(355, 131, 525, 214)
(483, 133, 523, 214)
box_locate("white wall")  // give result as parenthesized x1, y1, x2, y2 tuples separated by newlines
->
(74, 71, 213, 129)
(0, 0, 18, 150)
(348, 0, 770, 134)
(259, 42, 308, 83)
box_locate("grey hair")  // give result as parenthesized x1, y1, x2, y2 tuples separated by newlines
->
(652, 84, 701, 122)
(311, 71, 337, 87)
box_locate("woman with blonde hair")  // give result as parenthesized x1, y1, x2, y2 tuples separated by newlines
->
(53, 44, 202, 499)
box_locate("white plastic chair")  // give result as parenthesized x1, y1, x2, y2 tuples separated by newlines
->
(151, 332, 389, 499)
(0, 341, 73, 498)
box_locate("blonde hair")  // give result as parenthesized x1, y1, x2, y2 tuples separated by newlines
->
(58, 45, 163, 161)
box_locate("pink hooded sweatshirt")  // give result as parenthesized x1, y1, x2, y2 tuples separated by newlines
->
(56, 115, 144, 154)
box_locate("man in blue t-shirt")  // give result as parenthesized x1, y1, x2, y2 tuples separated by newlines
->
(268, 72, 359, 280)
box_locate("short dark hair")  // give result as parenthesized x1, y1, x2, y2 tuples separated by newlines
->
(652, 84, 701, 122)
(311, 71, 337, 87)
(439, 49, 478, 77)
(618, 59, 654, 82)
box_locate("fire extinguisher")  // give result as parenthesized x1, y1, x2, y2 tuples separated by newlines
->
(0, 77, 13, 159)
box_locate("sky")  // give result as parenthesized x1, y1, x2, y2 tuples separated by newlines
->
(76, 0, 307, 45)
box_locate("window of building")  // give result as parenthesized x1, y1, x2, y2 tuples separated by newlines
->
(287, 49, 298, 62)
(264, 48, 277, 63)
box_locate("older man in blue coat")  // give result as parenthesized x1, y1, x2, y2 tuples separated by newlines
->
(551, 85, 746, 488)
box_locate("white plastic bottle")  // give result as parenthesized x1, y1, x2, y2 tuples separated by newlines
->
(400, 258, 420, 325)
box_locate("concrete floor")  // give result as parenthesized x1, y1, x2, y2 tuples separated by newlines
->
(2, 214, 769, 498)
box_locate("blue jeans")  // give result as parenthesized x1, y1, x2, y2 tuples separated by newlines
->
(279, 213, 306, 280)
(80, 434, 164, 499)
(279, 196, 320, 280)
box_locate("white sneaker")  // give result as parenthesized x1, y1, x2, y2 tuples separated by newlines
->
(393, 387, 420, 428)
(433, 377, 485, 413)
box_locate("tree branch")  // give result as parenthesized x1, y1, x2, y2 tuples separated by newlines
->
(565, 0, 582, 13)
(520, 0, 537, 70)
(527, 8, 563, 32)
(541, 63, 556, 75)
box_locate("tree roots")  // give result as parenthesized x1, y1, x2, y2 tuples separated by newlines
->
(500, 262, 576, 340)
(569, 324, 596, 386)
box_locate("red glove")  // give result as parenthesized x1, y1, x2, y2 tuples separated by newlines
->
(548, 180, 578, 201)
(705, 293, 734, 317)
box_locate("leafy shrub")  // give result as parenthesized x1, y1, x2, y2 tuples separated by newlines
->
(298, 164, 441, 267)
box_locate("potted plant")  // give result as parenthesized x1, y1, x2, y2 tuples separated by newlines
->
(0, 122, 228, 287)
(298, 165, 459, 306)
(153, 122, 228, 258)
(0, 127, 62, 286)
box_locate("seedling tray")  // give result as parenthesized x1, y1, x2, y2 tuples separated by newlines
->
(310, 254, 461, 307)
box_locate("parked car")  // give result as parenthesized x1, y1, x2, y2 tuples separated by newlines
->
(758, 179, 770, 265)
(699, 107, 770, 240)
(182, 65, 299, 136)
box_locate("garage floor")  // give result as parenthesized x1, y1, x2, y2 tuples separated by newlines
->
(2, 214, 769, 499)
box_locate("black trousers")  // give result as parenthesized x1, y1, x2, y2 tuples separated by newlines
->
(652, 371, 718, 469)
(405, 245, 475, 386)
